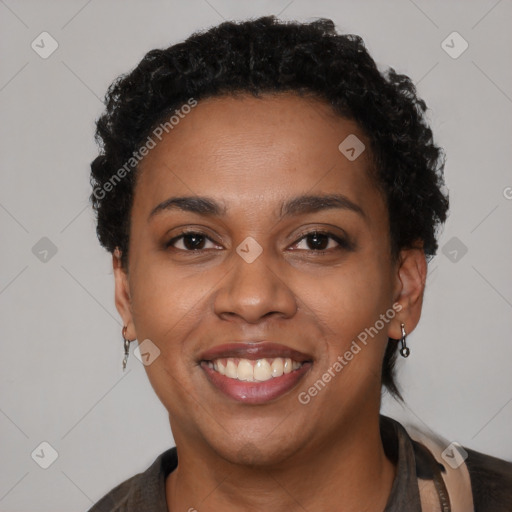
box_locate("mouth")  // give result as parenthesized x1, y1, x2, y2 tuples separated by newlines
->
(199, 342, 313, 404)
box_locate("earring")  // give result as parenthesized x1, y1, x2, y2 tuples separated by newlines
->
(122, 325, 134, 370)
(399, 323, 410, 358)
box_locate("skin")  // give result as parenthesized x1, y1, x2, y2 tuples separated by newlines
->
(113, 93, 427, 511)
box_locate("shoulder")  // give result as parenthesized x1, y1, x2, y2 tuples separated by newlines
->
(465, 447, 512, 512)
(382, 415, 512, 511)
(87, 447, 178, 512)
(87, 472, 139, 512)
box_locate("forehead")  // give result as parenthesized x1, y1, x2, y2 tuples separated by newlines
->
(134, 93, 381, 219)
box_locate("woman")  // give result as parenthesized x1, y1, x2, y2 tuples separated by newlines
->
(88, 16, 512, 512)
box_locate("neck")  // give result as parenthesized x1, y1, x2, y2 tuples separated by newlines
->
(165, 412, 396, 512)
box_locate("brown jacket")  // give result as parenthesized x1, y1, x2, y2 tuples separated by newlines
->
(88, 415, 512, 511)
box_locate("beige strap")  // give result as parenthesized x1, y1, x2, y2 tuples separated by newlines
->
(406, 424, 474, 512)
(418, 477, 442, 512)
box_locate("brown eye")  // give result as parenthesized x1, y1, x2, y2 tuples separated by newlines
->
(292, 231, 352, 252)
(166, 232, 218, 251)
(303, 232, 330, 250)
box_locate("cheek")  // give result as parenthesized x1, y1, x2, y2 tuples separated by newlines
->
(128, 258, 208, 355)
(315, 253, 393, 368)
(128, 261, 207, 412)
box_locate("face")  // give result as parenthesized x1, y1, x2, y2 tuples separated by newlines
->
(114, 93, 425, 466)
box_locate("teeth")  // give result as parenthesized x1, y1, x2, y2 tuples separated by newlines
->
(216, 360, 226, 375)
(208, 357, 304, 382)
(237, 359, 254, 381)
(254, 359, 271, 381)
(225, 359, 237, 379)
(271, 358, 283, 377)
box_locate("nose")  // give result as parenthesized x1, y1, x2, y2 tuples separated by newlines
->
(213, 246, 298, 324)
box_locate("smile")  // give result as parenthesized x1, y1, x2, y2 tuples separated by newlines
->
(206, 357, 303, 382)
(199, 342, 313, 404)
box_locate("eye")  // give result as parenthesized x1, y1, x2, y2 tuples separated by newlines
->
(166, 231, 220, 251)
(165, 229, 352, 253)
(292, 230, 351, 253)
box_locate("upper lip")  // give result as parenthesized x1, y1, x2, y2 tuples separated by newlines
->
(199, 342, 313, 362)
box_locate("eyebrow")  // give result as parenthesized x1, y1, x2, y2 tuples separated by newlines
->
(148, 193, 366, 221)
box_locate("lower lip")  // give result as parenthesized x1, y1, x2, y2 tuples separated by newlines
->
(201, 362, 312, 404)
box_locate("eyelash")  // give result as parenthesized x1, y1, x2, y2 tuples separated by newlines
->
(165, 229, 352, 255)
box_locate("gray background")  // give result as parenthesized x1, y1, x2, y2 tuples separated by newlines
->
(0, 0, 511, 510)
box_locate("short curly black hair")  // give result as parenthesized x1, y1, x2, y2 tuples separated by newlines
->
(90, 16, 449, 399)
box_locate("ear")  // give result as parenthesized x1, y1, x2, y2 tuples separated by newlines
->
(387, 244, 427, 340)
(113, 248, 136, 340)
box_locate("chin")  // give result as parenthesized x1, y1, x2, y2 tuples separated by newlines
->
(210, 432, 303, 468)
